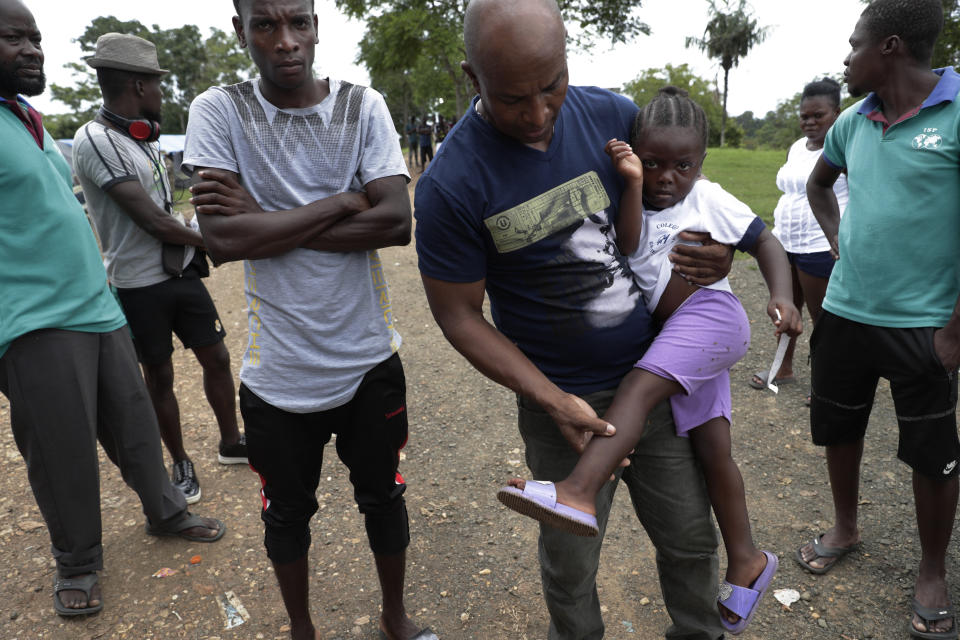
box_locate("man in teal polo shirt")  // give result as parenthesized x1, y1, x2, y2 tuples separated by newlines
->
(796, 0, 960, 636)
(0, 0, 225, 619)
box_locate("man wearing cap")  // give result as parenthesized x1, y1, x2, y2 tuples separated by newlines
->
(0, 0, 225, 619)
(73, 32, 247, 506)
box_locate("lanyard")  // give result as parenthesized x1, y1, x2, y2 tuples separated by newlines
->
(137, 139, 173, 214)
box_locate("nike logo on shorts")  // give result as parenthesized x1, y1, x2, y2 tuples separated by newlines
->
(944, 460, 958, 475)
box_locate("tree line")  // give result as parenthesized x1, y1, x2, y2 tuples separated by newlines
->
(45, 16, 254, 139)
(46, 0, 960, 149)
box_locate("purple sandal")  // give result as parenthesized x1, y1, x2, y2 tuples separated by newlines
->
(719, 550, 779, 634)
(497, 481, 599, 537)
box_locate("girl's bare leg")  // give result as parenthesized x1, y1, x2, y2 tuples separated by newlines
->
(689, 417, 767, 623)
(549, 369, 682, 515)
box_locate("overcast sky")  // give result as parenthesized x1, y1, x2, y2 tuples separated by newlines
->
(25, 0, 867, 118)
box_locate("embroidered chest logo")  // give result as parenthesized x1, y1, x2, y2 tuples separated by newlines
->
(912, 127, 943, 150)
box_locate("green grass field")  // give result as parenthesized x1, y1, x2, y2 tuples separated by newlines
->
(702, 147, 786, 226)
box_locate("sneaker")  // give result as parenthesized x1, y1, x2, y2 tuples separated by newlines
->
(217, 435, 248, 465)
(172, 459, 201, 504)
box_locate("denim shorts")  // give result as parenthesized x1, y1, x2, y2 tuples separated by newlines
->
(787, 250, 835, 279)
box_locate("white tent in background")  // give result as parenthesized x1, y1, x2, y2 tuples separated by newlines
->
(157, 134, 185, 153)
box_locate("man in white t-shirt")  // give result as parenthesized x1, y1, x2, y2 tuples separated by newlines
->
(183, 1, 429, 639)
(73, 33, 246, 507)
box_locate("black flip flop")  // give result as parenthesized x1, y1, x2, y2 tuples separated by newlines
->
(910, 599, 958, 639)
(53, 572, 103, 617)
(794, 534, 859, 575)
(145, 513, 226, 542)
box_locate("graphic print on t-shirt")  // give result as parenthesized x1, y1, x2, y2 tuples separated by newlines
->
(532, 211, 639, 334)
(221, 81, 367, 202)
(484, 172, 611, 253)
(482, 171, 635, 332)
(184, 78, 407, 412)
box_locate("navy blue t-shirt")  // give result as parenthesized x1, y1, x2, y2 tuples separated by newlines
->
(415, 85, 655, 394)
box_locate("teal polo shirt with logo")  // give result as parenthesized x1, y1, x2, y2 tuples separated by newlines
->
(822, 67, 960, 328)
(0, 96, 126, 358)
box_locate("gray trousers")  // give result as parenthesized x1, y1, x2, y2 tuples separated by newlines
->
(0, 328, 188, 577)
(518, 389, 723, 640)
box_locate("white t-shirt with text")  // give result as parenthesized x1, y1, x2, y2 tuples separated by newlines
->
(627, 179, 760, 312)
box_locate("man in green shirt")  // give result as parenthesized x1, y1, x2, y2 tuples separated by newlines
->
(798, 1, 960, 636)
(0, 0, 225, 619)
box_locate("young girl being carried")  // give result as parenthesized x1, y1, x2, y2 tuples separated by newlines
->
(498, 86, 802, 634)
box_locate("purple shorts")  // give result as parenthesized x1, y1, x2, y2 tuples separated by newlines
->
(636, 288, 751, 436)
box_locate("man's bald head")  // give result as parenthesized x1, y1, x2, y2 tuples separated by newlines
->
(0, 0, 34, 36)
(0, 0, 28, 15)
(460, 0, 568, 148)
(0, 0, 45, 99)
(463, 0, 565, 78)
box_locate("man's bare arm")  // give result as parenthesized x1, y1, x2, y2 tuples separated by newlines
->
(420, 274, 615, 453)
(668, 231, 735, 285)
(935, 294, 960, 371)
(189, 167, 370, 263)
(301, 175, 411, 252)
(107, 181, 203, 246)
(806, 156, 843, 258)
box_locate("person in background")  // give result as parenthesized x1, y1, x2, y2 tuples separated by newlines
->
(435, 114, 448, 144)
(749, 78, 848, 406)
(73, 33, 247, 506)
(405, 114, 419, 170)
(418, 118, 433, 167)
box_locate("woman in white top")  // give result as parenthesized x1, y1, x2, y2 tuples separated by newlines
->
(749, 78, 848, 404)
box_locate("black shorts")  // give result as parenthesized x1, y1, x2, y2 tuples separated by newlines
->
(810, 310, 960, 478)
(115, 266, 226, 365)
(241, 353, 410, 563)
(787, 250, 835, 279)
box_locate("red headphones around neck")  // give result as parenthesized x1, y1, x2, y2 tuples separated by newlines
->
(98, 106, 161, 143)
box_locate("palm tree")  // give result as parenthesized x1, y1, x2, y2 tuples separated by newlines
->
(686, 0, 769, 146)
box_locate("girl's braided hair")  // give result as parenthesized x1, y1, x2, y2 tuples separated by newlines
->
(631, 86, 709, 149)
